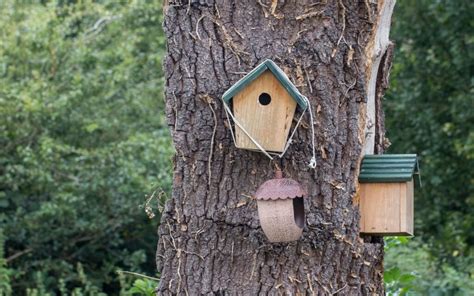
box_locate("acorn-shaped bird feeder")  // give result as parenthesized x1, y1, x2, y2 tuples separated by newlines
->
(256, 170, 307, 242)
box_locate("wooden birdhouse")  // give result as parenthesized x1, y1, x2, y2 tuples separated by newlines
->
(255, 170, 307, 243)
(358, 154, 420, 236)
(222, 59, 308, 153)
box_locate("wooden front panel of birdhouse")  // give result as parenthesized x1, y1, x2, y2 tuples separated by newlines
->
(233, 70, 297, 152)
(359, 180, 414, 236)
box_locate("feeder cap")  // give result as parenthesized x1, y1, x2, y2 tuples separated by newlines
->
(255, 178, 306, 201)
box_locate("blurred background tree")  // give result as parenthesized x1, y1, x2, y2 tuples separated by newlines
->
(0, 0, 472, 295)
(384, 0, 473, 294)
(0, 1, 171, 294)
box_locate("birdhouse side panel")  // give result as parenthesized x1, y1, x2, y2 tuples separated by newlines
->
(400, 180, 414, 235)
(233, 71, 297, 152)
(360, 183, 402, 234)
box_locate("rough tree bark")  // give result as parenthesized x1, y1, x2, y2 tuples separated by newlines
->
(157, 0, 395, 294)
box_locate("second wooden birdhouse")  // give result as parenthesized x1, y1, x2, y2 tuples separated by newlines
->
(222, 59, 308, 153)
(358, 154, 420, 236)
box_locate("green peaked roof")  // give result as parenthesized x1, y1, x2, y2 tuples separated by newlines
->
(359, 154, 420, 183)
(222, 59, 308, 110)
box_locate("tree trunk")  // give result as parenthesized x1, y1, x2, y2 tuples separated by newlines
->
(157, 0, 395, 294)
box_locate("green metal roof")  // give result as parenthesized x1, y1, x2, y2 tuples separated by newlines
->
(359, 154, 420, 183)
(222, 59, 308, 110)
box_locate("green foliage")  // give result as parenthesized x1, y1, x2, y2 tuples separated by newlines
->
(0, 229, 12, 296)
(127, 279, 157, 296)
(385, 0, 474, 294)
(116, 271, 158, 296)
(0, 1, 171, 294)
(385, 239, 474, 295)
(384, 238, 416, 295)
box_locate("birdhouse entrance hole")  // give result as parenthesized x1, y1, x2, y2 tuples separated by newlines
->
(258, 92, 272, 105)
(293, 197, 304, 228)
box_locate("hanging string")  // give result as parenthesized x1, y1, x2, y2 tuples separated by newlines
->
(304, 96, 317, 169)
(223, 102, 275, 160)
(222, 96, 317, 169)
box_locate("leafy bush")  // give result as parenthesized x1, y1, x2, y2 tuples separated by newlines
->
(0, 229, 12, 296)
(0, 1, 171, 294)
(126, 279, 157, 296)
(384, 237, 416, 295)
(385, 238, 474, 295)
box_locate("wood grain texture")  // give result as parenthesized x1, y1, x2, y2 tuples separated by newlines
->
(404, 180, 414, 235)
(234, 70, 297, 152)
(360, 183, 401, 233)
(363, 0, 396, 155)
(157, 0, 395, 294)
(360, 181, 413, 236)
